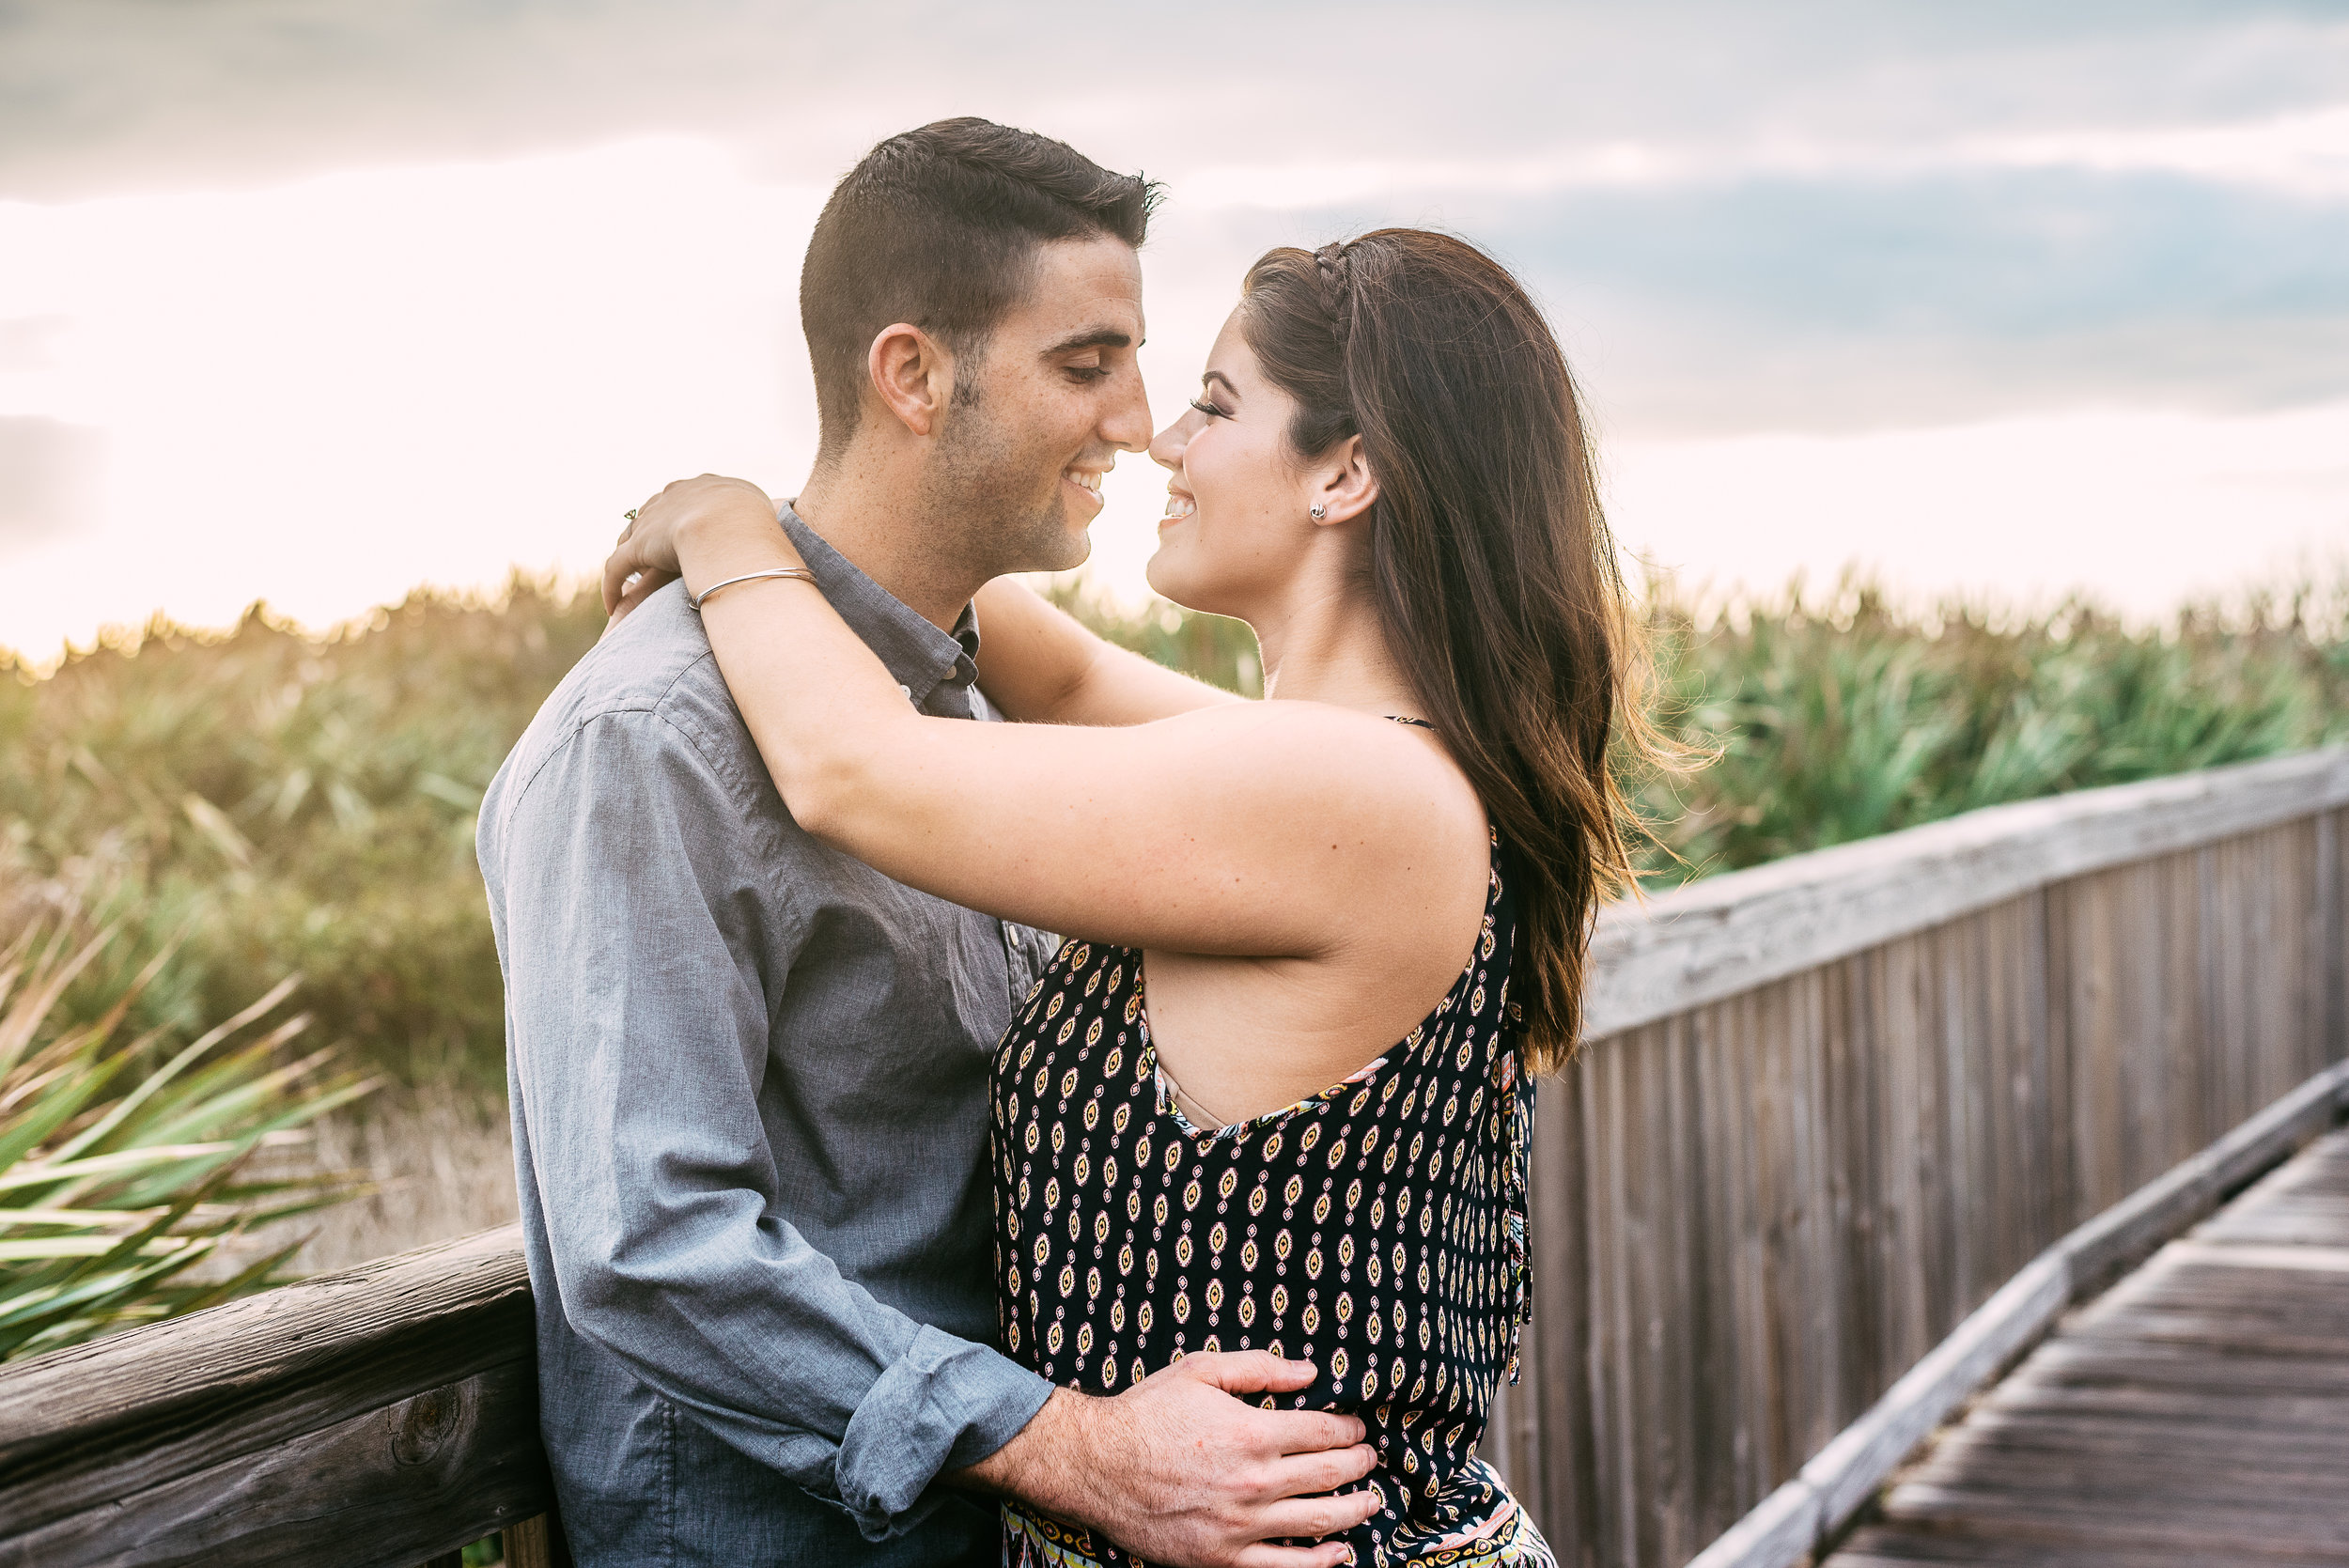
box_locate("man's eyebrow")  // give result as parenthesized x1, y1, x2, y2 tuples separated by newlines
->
(1045, 327, 1133, 354)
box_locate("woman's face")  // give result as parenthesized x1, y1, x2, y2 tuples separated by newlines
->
(1144, 307, 1319, 618)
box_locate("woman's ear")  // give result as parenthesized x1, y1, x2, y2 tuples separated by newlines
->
(866, 323, 956, 438)
(1309, 434, 1379, 527)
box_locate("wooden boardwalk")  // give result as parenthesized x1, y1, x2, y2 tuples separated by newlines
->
(1834, 1126, 2349, 1566)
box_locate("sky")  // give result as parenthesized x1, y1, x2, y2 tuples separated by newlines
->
(2, 0, 2345, 660)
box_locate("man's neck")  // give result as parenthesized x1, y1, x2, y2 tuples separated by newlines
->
(792, 464, 982, 633)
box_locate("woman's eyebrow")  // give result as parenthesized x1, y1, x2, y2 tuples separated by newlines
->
(1202, 369, 1239, 397)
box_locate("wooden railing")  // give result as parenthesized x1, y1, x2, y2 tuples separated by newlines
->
(0, 1227, 561, 1567)
(1484, 747, 2349, 1567)
(1, 749, 2342, 1568)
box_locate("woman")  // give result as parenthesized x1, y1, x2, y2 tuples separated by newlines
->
(604, 230, 1649, 1568)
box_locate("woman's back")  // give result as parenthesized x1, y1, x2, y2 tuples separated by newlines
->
(995, 831, 1551, 1567)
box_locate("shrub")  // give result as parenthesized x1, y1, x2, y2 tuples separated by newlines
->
(1628, 574, 2349, 881)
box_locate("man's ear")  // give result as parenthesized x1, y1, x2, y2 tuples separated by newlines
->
(1309, 434, 1379, 527)
(867, 323, 957, 438)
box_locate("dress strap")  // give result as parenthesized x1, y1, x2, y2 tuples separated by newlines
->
(1384, 714, 1435, 729)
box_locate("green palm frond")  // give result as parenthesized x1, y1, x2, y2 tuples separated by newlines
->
(0, 889, 374, 1361)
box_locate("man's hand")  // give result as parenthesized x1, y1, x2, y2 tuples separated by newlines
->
(954, 1352, 1381, 1568)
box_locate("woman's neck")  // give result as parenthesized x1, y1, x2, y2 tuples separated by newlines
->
(1250, 563, 1421, 718)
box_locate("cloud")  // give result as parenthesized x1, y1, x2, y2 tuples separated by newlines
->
(1125, 161, 2349, 435)
(12, 0, 2338, 444)
(4, 1, 2348, 198)
(0, 314, 72, 371)
(1177, 104, 2349, 209)
(0, 416, 105, 542)
(1967, 104, 2349, 199)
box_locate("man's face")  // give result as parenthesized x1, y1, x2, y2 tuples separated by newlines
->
(928, 234, 1151, 577)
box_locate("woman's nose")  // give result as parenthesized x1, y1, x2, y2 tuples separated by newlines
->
(1149, 419, 1187, 471)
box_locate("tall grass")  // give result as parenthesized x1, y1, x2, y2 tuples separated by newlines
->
(0, 580, 605, 1087)
(2, 567, 2341, 1086)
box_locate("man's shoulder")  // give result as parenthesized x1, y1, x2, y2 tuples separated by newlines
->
(483, 585, 763, 827)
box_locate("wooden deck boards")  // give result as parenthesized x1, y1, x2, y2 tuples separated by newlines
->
(1831, 1127, 2349, 1567)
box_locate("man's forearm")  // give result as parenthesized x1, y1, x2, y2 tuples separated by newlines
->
(951, 1386, 1097, 1509)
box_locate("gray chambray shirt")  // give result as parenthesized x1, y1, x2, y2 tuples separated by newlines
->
(477, 507, 1058, 1567)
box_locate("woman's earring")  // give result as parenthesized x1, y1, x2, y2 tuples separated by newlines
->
(1309, 504, 1328, 520)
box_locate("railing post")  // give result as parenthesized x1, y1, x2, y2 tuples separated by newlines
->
(504, 1514, 573, 1568)
(2320, 809, 2344, 1068)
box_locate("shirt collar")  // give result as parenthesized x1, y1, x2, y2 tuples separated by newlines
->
(778, 504, 980, 711)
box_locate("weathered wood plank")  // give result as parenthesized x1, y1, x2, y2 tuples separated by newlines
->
(0, 1362, 550, 1568)
(1979, 1379, 2349, 1435)
(0, 1227, 538, 1540)
(1878, 1481, 2349, 1556)
(1841, 1520, 2349, 1567)
(1536, 1052, 1600, 1565)
(2323, 809, 2346, 1069)
(1934, 1406, 2349, 1462)
(1679, 1477, 1821, 1568)
(1584, 750, 2349, 1039)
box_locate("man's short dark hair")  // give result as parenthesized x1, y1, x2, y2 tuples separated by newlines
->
(801, 117, 1159, 458)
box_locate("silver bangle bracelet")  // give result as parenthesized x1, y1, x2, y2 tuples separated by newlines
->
(688, 567, 817, 612)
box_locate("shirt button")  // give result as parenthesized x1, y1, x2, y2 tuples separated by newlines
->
(898, 683, 914, 704)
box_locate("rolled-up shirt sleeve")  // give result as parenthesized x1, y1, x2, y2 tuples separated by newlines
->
(490, 706, 1050, 1540)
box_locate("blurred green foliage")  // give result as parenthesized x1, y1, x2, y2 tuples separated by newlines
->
(0, 581, 607, 1087)
(1, 569, 2341, 1082)
(1628, 575, 2349, 880)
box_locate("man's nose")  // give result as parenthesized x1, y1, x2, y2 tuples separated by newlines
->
(1101, 370, 1154, 454)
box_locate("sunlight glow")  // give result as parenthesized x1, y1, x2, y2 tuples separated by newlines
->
(0, 139, 822, 659)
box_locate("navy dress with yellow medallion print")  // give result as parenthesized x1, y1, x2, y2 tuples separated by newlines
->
(992, 825, 1556, 1567)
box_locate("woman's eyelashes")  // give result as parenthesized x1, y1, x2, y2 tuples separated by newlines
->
(1189, 396, 1231, 419)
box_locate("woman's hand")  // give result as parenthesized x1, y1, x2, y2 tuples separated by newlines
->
(602, 474, 786, 626)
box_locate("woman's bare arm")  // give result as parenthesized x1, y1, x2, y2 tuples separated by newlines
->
(608, 477, 1486, 957)
(972, 578, 1242, 727)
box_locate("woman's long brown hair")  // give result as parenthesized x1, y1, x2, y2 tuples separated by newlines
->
(1242, 229, 1657, 1073)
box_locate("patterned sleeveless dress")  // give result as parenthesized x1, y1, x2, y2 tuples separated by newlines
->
(990, 772, 1555, 1567)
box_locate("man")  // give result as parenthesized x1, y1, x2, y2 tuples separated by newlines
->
(477, 118, 1375, 1567)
